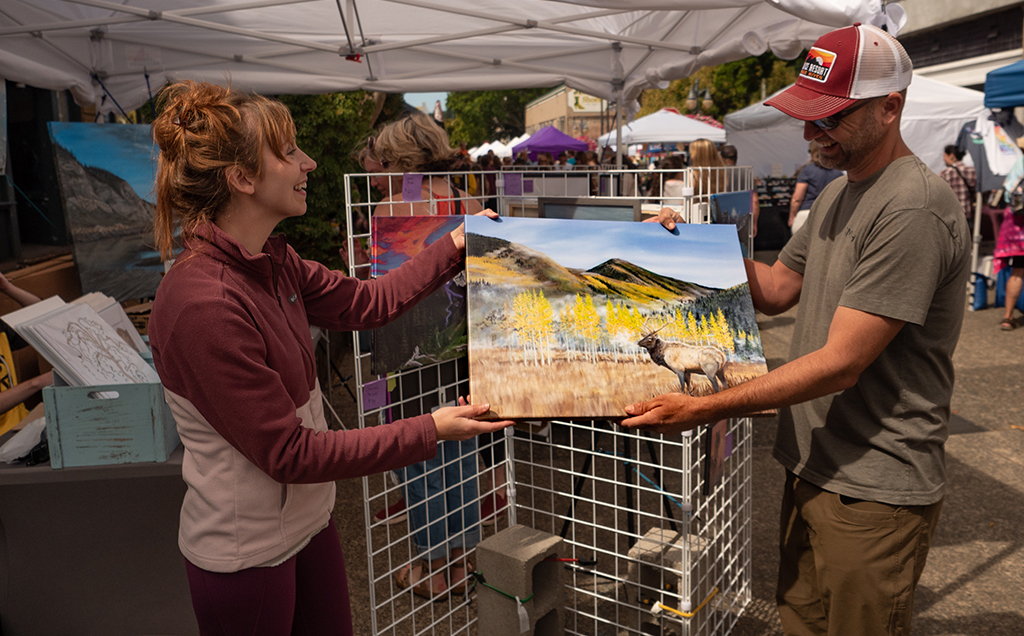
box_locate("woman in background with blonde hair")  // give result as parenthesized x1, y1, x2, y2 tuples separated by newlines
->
(359, 111, 483, 217)
(688, 138, 726, 195)
(789, 140, 844, 234)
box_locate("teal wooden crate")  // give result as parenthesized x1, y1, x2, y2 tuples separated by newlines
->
(42, 371, 180, 469)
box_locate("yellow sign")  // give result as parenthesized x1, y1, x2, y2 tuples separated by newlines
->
(568, 89, 604, 113)
(0, 332, 29, 435)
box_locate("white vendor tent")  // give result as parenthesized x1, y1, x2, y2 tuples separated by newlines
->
(0, 1, 886, 164)
(723, 75, 986, 178)
(469, 142, 493, 160)
(489, 140, 512, 158)
(508, 133, 531, 148)
(597, 108, 727, 147)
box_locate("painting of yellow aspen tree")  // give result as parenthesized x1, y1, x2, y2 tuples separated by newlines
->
(465, 216, 768, 419)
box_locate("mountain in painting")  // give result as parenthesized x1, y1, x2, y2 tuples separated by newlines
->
(467, 233, 718, 307)
(53, 143, 155, 241)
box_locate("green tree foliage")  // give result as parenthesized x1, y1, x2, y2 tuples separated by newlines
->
(276, 91, 406, 269)
(445, 88, 554, 146)
(638, 53, 802, 121)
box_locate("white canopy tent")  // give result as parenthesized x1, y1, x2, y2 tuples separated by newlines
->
(508, 132, 531, 149)
(489, 140, 512, 158)
(469, 142, 493, 160)
(1, 0, 885, 166)
(597, 108, 726, 147)
(723, 75, 986, 178)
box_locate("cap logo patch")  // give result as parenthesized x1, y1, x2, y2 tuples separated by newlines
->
(800, 47, 837, 83)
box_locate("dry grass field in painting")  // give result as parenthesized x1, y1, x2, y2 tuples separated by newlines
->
(470, 347, 768, 419)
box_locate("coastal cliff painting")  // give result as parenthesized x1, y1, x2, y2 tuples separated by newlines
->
(48, 122, 163, 301)
(370, 215, 467, 375)
(464, 216, 768, 419)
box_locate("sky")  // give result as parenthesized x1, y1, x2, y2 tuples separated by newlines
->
(465, 216, 747, 289)
(48, 122, 157, 203)
(406, 92, 447, 112)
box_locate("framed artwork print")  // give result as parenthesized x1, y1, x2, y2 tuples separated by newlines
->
(369, 215, 467, 375)
(710, 191, 753, 225)
(465, 216, 768, 420)
(537, 197, 641, 222)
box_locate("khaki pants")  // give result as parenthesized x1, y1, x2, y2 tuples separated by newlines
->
(776, 472, 942, 636)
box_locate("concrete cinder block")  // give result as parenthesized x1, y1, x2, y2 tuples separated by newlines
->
(477, 524, 565, 636)
(625, 527, 711, 615)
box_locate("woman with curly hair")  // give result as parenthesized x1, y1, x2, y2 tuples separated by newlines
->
(148, 81, 509, 634)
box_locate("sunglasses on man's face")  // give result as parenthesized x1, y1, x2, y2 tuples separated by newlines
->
(811, 99, 872, 131)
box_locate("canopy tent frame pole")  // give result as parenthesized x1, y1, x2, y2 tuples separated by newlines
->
(383, 0, 704, 55)
(614, 93, 623, 170)
(0, 0, 321, 37)
(614, 42, 624, 171)
(61, 0, 342, 54)
(970, 189, 983, 292)
(622, 12, 691, 81)
(97, 33, 350, 79)
(380, 43, 611, 81)
(362, 8, 627, 55)
(0, 15, 143, 36)
(406, 46, 612, 84)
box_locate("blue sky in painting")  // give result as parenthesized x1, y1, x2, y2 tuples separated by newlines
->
(466, 216, 746, 289)
(47, 122, 157, 203)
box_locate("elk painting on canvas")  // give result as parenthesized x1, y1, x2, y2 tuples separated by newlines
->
(465, 216, 769, 419)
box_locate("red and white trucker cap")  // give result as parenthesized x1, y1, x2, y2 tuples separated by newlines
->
(766, 23, 912, 121)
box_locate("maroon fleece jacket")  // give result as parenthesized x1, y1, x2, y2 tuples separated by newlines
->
(149, 221, 461, 571)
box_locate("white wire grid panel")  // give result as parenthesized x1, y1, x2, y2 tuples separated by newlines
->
(343, 167, 755, 636)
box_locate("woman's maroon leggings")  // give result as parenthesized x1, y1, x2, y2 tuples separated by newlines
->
(184, 518, 352, 636)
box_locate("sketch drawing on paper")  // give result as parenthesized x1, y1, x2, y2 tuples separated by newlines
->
(370, 215, 467, 375)
(464, 216, 768, 419)
(32, 304, 160, 385)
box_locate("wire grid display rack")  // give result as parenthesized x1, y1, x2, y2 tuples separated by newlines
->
(343, 166, 755, 636)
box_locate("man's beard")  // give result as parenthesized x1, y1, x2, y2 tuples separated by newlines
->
(818, 116, 886, 172)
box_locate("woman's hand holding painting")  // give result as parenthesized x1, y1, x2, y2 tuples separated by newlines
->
(432, 396, 513, 441)
(448, 208, 499, 251)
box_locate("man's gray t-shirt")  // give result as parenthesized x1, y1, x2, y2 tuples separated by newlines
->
(775, 155, 971, 506)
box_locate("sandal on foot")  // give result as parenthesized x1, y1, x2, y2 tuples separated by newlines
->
(448, 556, 476, 595)
(1000, 318, 1018, 331)
(395, 560, 449, 601)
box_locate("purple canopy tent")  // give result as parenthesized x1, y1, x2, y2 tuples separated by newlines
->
(512, 126, 589, 161)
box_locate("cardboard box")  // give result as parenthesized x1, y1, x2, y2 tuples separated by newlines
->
(124, 301, 153, 336)
(41, 370, 180, 469)
(0, 255, 82, 317)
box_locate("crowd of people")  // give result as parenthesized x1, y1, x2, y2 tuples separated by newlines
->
(1, 19, 1022, 636)
(940, 139, 1024, 330)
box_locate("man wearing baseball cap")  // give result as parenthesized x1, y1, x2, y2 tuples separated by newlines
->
(625, 24, 970, 634)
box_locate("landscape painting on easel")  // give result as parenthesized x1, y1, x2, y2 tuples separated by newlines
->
(370, 215, 467, 375)
(48, 122, 163, 301)
(465, 216, 768, 420)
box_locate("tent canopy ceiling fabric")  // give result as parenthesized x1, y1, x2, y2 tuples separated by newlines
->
(1, 0, 881, 116)
(597, 108, 726, 146)
(984, 59, 1024, 109)
(723, 75, 986, 177)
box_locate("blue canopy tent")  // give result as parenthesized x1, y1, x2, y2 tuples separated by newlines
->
(512, 126, 589, 162)
(984, 59, 1024, 108)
